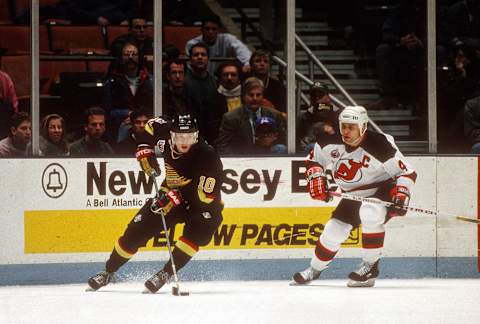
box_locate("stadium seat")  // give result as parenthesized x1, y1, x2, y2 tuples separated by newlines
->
(164, 26, 200, 54)
(0, 0, 13, 23)
(0, 25, 50, 54)
(86, 60, 111, 74)
(49, 25, 107, 53)
(106, 26, 129, 48)
(40, 60, 87, 89)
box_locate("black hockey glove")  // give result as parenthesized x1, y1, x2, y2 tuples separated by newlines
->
(151, 189, 182, 215)
(136, 144, 160, 177)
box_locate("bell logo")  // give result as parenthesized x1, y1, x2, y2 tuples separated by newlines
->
(42, 163, 68, 198)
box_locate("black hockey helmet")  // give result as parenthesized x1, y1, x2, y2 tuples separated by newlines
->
(170, 114, 199, 146)
(172, 114, 198, 132)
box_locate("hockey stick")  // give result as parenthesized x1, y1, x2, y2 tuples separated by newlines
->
(151, 173, 189, 296)
(330, 191, 480, 224)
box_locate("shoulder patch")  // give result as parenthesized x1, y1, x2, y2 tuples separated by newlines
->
(361, 131, 397, 162)
(316, 132, 343, 148)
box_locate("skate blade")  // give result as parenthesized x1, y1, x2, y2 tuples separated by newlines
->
(142, 288, 156, 294)
(347, 278, 375, 288)
(289, 281, 310, 286)
(85, 286, 97, 292)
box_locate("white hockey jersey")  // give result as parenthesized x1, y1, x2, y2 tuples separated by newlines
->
(307, 130, 416, 197)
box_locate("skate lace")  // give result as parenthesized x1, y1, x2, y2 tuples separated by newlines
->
(303, 267, 321, 280)
(355, 262, 373, 276)
(157, 271, 170, 283)
(93, 271, 115, 285)
(150, 270, 170, 285)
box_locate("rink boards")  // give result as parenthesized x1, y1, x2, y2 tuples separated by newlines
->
(0, 156, 478, 283)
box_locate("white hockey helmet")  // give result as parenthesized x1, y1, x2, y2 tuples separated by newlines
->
(338, 105, 369, 137)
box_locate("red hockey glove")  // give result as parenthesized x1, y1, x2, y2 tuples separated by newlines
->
(306, 166, 331, 202)
(136, 144, 160, 177)
(151, 189, 182, 215)
(389, 185, 410, 217)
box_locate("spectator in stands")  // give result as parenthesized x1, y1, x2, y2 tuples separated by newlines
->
(0, 70, 19, 113)
(69, 0, 138, 25)
(371, 0, 427, 111)
(69, 107, 114, 156)
(446, 0, 480, 56)
(437, 1, 479, 152)
(39, 114, 70, 157)
(184, 42, 224, 145)
(162, 0, 215, 26)
(186, 14, 252, 75)
(110, 16, 153, 58)
(104, 42, 153, 141)
(0, 70, 18, 140)
(443, 0, 480, 100)
(297, 81, 340, 153)
(464, 96, 480, 154)
(249, 50, 287, 116)
(253, 116, 287, 155)
(163, 59, 191, 118)
(0, 112, 31, 157)
(216, 61, 243, 113)
(216, 77, 286, 155)
(115, 109, 151, 156)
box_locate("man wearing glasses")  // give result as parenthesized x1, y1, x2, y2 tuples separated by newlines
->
(110, 16, 153, 59)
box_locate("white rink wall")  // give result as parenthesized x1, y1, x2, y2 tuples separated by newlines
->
(0, 156, 478, 281)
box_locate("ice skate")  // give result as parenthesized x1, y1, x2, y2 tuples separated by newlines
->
(347, 260, 379, 287)
(291, 266, 322, 285)
(144, 270, 171, 293)
(87, 271, 116, 291)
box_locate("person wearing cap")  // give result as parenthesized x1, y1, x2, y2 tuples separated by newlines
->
(253, 116, 287, 154)
(216, 77, 286, 155)
(185, 14, 252, 76)
(293, 105, 417, 288)
(298, 81, 340, 153)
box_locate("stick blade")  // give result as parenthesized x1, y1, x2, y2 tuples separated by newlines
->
(456, 216, 480, 224)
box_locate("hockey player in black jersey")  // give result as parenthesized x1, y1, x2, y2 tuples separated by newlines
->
(292, 106, 417, 287)
(87, 114, 224, 293)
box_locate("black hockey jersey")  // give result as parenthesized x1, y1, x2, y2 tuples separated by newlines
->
(138, 116, 224, 215)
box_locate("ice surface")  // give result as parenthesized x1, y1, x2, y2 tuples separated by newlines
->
(1, 279, 479, 324)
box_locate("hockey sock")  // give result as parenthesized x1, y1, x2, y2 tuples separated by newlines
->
(311, 239, 337, 271)
(106, 238, 137, 273)
(311, 219, 352, 270)
(163, 236, 198, 275)
(361, 232, 385, 264)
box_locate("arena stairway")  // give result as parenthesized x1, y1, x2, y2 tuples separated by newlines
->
(218, 3, 428, 153)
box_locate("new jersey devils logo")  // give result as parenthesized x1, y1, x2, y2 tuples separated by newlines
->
(334, 155, 370, 182)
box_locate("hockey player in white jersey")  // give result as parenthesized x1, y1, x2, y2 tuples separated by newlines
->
(293, 105, 417, 287)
